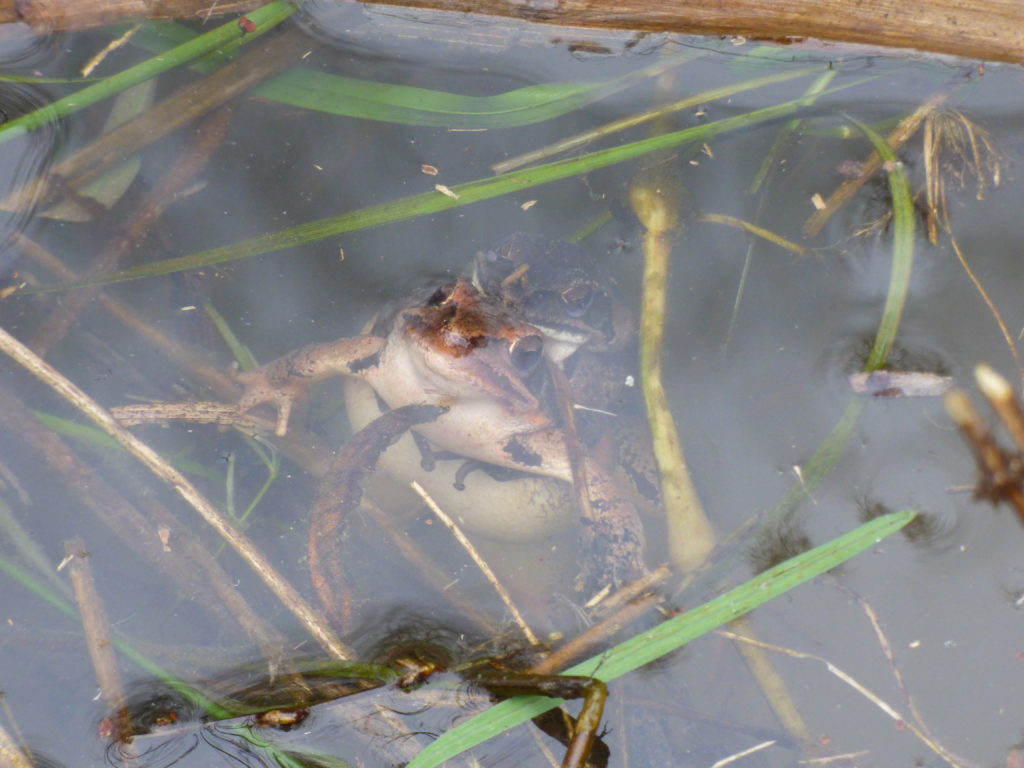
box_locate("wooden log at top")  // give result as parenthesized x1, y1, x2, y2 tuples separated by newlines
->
(1, 0, 1022, 65)
(2, 0, 264, 30)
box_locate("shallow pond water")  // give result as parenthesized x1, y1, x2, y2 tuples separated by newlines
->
(0, 4, 1021, 767)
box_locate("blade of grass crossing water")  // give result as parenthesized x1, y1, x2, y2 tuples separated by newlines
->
(254, 66, 670, 128)
(128, 22, 691, 128)
(406, 510, 916, 768)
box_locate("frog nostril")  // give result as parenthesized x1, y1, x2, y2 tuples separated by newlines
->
(509, 335, 544, 376)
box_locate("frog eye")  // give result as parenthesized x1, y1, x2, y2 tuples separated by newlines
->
(426, 283, 457, 307)
(509, 334, 544, 376)
(560, 283, 595, 318)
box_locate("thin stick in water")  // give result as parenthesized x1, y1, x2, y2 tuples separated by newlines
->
(410, 481, 539, 646)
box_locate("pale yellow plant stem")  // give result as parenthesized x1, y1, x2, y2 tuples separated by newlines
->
(630, 176, 715, 573)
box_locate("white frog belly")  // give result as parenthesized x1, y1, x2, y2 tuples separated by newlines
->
(343, 378, 573, 543)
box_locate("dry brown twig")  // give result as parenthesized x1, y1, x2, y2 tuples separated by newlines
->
(530, 570, 668, 676)
(63, 538, 137, 759)
(944, 364, 1024, 525)
(110, 401, 272, 432)
(803, 89, 950, 239)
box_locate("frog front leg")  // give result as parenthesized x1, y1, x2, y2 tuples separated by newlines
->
(237, 335, 385, 435)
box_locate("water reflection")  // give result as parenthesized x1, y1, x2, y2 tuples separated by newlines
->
(0, 81, 60, 271)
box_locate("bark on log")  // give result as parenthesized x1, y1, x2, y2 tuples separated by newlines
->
(2, 0, 264, 30)
(0, 0, 1022, 65)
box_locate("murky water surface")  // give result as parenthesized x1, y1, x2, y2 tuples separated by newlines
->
(0, 5, 1021, 767)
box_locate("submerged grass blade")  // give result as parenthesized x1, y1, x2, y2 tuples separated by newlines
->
(0, 1, 296, 146)
(407, 510, 915, 768)
(34, 77, 875, 293)
(855, 117, 916, 370)
(37, 79, 156, 222)
(254, 59, 685, 128)
(773, 115, 916, 506)
(131, 21, 689, 128)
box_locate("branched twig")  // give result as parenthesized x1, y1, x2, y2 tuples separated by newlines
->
(803, 89, 950, 238)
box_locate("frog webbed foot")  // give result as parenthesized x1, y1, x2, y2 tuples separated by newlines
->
(411, 430, 440, 471)
(235, 367, 307, 437)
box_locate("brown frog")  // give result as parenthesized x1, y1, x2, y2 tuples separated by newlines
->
(237, 278, 646, 609)
(472, 233, 661, 516)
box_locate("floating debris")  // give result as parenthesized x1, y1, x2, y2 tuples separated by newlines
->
(850, 370, 954, 397)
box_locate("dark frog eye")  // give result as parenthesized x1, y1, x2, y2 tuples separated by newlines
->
(508, 334, 544, 376)
(426, 283, 457, 307)
(560, 283, 595, 318)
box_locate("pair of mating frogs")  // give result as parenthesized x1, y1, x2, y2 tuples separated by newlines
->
(237, 234, 655, 618)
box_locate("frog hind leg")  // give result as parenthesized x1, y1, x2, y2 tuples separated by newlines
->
(309, 403, 446, 630)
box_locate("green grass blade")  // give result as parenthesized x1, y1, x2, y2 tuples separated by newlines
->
(205, 302, 259, 371)
(128, 21, 689, 128)
(407, 510, 916, 768)
(35, 76, 876, 293)
(31, 409, 122, 452)
(854, 117, 916, 370)
(252, 61, 681, 128)
(0, 1, 296, 146)
(37, 79, 156, 221)
(753, 115, 917, 523)
(30, 410, 220, 481)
